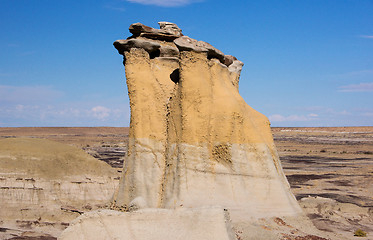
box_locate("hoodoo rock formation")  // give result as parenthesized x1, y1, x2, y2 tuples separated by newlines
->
(111, 22, 301, 219)
(60, 22, 337, 240)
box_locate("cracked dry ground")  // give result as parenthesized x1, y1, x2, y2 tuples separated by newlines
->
(0, 126, 372, 239)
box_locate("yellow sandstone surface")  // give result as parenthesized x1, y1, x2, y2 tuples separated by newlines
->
(112, 33, 302, 221)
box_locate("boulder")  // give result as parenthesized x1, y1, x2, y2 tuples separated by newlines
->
(128, 22, 154, 36)
(173, 35, 208, 53)
(128, 22, 181, 41)
(158, 21, 183, 36)
(196, 39, 225, 62)
(113, 38, 161, 56)
(228, 60, 244, 74)
(173, 36, 226, 63)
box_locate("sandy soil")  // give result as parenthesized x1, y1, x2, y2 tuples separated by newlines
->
(0, 126, 372, 239)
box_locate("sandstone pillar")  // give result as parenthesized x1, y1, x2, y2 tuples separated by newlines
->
(113, 22, 302, 220)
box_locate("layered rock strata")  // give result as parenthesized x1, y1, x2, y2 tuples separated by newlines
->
(112, 22, 302, 220)
(0, 138, 120, 238)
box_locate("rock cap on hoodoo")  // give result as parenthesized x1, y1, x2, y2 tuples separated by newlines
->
(114, 21, 244, 72)
(128, 22, 182, 41)
(158, 21, 183, 36)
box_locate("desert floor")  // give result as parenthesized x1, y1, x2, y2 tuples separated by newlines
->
(0, 126, 372, 239)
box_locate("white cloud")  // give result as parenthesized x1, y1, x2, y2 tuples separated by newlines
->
(269, 113, 318, 122)
(0, 85, 130, 126)
(268, 114, 286, 122)
(361, 112, 373, 117)
(270, 114, 304, 122)
(338, 110, 351, 115)
(0, 85, 63, 104)
(90, 106, 111, 120)
(301, 106, 351, 116)
(360, 35, 373, 39)
(126, 0, 202, 7)
(15, 104, 24, 111)
(0, 103, 129, 127)
(340, 69, 373, 77)
(338, 82, 373, 92)
(330, 69, 373, 82)
(297, 106, 325, 112)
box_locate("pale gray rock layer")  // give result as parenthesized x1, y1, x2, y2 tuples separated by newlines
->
(59, 208, 236, 240)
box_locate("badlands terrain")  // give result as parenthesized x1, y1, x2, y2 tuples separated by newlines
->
(0, 126, 372, 239)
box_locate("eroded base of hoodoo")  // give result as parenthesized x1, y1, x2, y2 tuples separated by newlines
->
(59, 208, 236, 240)
(59, 207, 337, 240)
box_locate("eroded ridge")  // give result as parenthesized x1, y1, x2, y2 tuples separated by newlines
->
(113, 22, 301, 220)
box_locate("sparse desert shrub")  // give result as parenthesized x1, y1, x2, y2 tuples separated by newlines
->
(354, 229, 367, 237)
(320, 149, 326, 153)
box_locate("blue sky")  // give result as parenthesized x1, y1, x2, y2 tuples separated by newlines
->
(0, 0, 372, 127)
